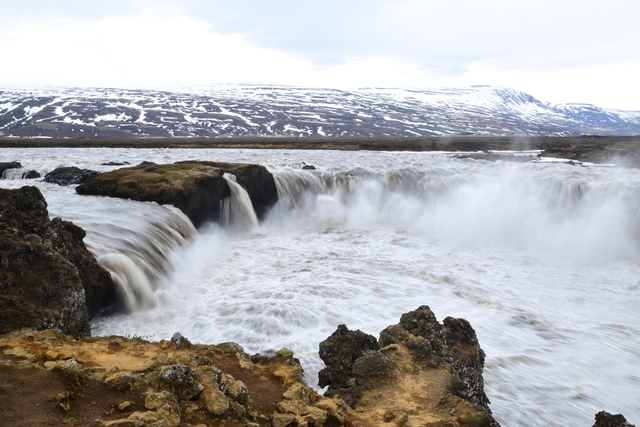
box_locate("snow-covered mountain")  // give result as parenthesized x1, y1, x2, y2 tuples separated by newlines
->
(1, 84, 639, 138)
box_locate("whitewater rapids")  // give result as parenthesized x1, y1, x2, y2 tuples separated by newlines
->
(1, 147, 639, 426)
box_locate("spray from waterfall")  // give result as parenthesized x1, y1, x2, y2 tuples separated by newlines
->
(269, 166, 640, 261)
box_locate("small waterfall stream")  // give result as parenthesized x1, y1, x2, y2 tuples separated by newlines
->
(221, 173, 259, 231)
(2, 167, 41, 180)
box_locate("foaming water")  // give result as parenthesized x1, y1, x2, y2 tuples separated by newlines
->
(1, 147, 639, 426)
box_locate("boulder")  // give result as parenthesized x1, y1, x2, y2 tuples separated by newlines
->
(317, 324, 378, 403)
(44, 166, 100, 186)
(593, 411, 636, 427)
(23, 169, 41, 179)
(443, 316, 491, 410)
(76, 161, 278, 228)
(0, 186, 116, 335)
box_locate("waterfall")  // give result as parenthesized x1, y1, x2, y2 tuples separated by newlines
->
(60, 198, 198, 313)
(270, 166, 640, 258)
(221, 173, 259, 231)
(2, 168, 40, 179)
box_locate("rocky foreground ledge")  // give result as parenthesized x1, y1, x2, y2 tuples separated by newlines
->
(0, 308, 501, 427)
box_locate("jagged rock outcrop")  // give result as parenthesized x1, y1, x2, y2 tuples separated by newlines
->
(44, 166, 100, 186)
(76, 161, 278, 228)
(319, 305, 500, 427)
(317, 324, 379, 405)
(0, 186, 116, 335)
(593, 411, 636, 427)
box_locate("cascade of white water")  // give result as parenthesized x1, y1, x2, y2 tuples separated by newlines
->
(3, 148, 640, 427)
(83, 205, 197, 311)
(271, 166, 640, 258)
(221, 173, 259, 231)
(1, 168, 40, 179)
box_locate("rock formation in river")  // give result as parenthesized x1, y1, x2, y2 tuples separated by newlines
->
(44, 166, 100, 186)
(319, 305, 500, 426)
(76, 161, 278, 228)
(593, 411, 637, 427)
(0, 186, 116, 335)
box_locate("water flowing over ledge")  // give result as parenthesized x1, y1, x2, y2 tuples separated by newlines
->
(1, 147, 639, 426)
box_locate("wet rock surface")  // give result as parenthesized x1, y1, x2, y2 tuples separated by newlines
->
(0, 186, 116, 335)
(176, 160, 279, 221)
(76, 161, 278, 228)
(317, 323, 379, 404)
(44, 166, 100, 186)
(593, 411, 636, 427)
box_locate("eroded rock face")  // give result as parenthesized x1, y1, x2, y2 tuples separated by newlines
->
(319, 305, 500, 426)
(0, 186, 115, 335)
(318, 324, 378, 405)
(0, 226, 89, 335)
(76, 161, 278, 228)
(0, 330, 350, 426)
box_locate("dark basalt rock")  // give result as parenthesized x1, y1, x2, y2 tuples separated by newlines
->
(443, 316, 490, 410)
(0, 162, 41, 179)
(319, 306, 494, 416)
(317, 324, 378, 405)
(101, 161, 130, 166)
(22, 169, 41, 179)
(176, 161, 278, 221)
(301, 162, 316, 170)
(0, 225, 89, 335)
(44, 166, 100, 186)
(593, 411, 636, 427)
(0, 186, 116, 335)
(76, 161, 278, 228)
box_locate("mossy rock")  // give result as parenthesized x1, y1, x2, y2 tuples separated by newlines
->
(77, 161, 278, 228)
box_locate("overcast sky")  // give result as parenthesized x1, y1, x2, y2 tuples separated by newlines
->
(1, 0, 639, 109)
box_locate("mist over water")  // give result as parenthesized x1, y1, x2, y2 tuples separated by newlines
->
(1, 147, 639, 426)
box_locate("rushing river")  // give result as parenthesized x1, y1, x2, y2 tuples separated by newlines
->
(1, 147, 639, 426)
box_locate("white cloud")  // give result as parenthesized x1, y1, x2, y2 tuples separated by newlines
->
(0, 0, 639, 109)
(0, 13, 316, 88)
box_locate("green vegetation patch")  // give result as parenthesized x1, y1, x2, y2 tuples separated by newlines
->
(90, 163, 223, 200)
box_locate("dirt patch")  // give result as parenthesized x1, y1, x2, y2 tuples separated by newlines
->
(0, 331, 345, 426)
